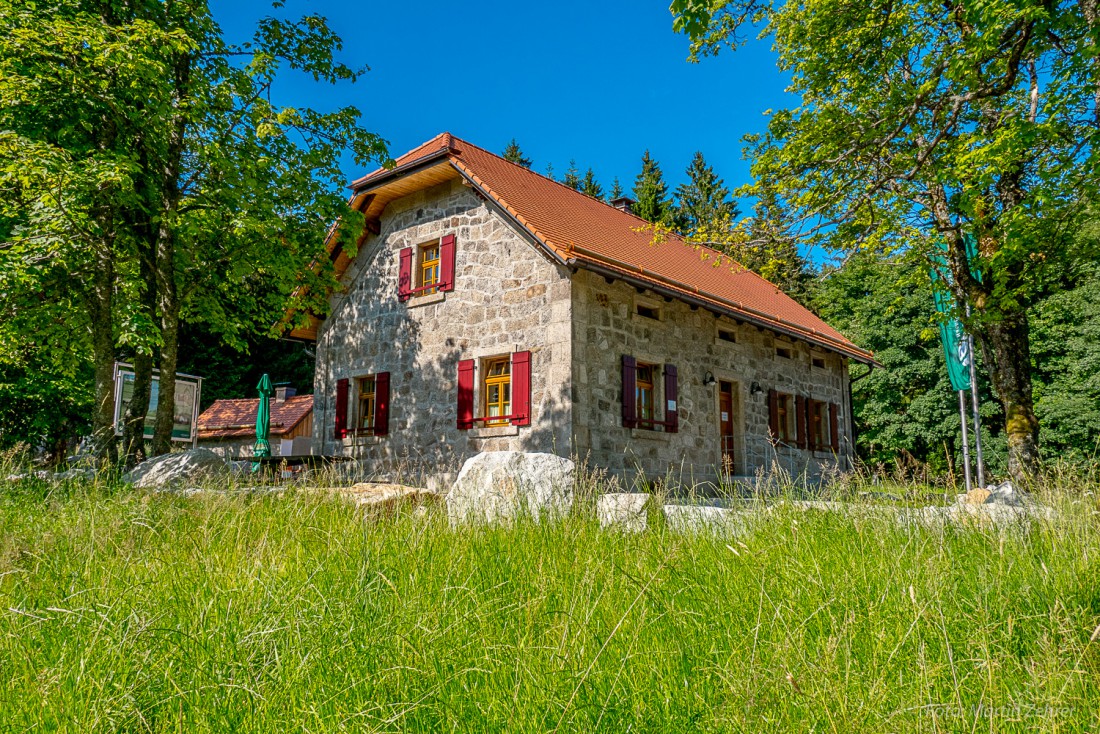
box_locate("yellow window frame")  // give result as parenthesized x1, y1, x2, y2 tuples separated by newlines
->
(483, 357, 511, 427)
(776, 393, 793, 443)
(811, 401, 828, 448)
(419, 242, 440, 294)
(358, 376, 375, 432)
(636, 363, 656, 425)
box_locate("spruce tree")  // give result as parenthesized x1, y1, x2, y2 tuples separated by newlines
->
(631, 151, 673, 224)
(676, 151, 739, 236)
(743, 188, 811, 303)
(609, 177, 623, 200)
(501, 138, 532, 168)
(580, 168, 603, 199)
(563, 159, 581, 190)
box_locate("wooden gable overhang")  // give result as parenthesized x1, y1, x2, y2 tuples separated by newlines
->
(282, 153, 463, 341)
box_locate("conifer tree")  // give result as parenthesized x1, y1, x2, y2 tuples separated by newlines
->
(676, 151, 739, 236)
(631, 151, 674, 224)
(501, 138, 532, 168)
(609, 177, 624, 200)
(563, 159, 581, 190)
(580, 168, 603, 199)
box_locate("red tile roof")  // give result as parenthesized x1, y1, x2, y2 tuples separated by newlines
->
(351, 133, 874, 363)
(197, 395, 313, 440)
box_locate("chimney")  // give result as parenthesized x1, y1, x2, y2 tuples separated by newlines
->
(275, 385, 296, 403)
(610, 196, 635, 214)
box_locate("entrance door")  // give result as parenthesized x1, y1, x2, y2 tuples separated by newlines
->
(719, 381, 736, 474)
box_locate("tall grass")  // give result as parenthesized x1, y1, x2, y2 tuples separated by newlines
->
(1, 474, 1098, 732)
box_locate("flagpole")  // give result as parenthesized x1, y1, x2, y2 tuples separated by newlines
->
(967, 334, 985, 488)
(958, 390, 972, 493)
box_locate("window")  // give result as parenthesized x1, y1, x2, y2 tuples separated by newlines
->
(399, 234, 455, 301)
(334, 373, 389, 438)
(457, 351, 530, 430)
(636, 304, 660, 320)
(636, 362, 656, 425)
(483, 357, 511, 427)
(775, 392, 794, 443)
(717, 328, 737, 343)
(776, 346, 793, 359)
(811, 400, 829, 450)
(812, 356, 826, 369)
(357, 376, 376, 432)
(418, 241, 440, 294)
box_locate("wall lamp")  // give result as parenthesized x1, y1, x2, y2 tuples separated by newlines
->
(703, 371, 717, 387)
(750, 381, 764, 396)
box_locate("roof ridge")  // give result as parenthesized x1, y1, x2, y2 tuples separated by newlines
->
(447, 136, 765, 276)
(449, 135, 674, 229)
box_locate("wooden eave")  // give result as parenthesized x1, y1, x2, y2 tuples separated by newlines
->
(282, 159, 462, 341)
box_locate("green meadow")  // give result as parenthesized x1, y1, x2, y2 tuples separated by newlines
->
(1, 474, 1099, 733)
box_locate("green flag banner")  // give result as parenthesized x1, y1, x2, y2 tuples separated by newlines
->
(930, 241, 974, 392)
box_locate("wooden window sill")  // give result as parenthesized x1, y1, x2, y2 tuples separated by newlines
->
(469, 424, 520, 438)
(408, 291, 445, 308)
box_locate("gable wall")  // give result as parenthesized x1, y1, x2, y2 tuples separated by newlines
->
(570, 269, 852, 487)
(313, 178, 572, 486)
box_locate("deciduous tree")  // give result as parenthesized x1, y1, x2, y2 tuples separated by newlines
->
(0, 1, 386, 464)
(672, 0, 1100, 481)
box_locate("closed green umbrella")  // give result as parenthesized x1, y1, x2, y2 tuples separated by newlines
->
(251, 374, 273, 473)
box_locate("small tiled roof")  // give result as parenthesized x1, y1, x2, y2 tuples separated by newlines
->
(197, 394, 313, 440)
(351, 133, 874, 364)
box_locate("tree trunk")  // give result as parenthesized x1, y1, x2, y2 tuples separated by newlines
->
(151, 53, 189, 456)
(152, 227, 178, 456)
(120, 237, 158, 466)
(86, 249, 118, 465)
(120, 353, 153, 466)
(972, 311, 1041, 483)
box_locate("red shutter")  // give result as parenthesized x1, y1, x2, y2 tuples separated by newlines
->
(830, 402, 840, 452)
(334, 378, 349, 439)
(767, 388, 779, 440)
(374, 372, 390, 436)
(398, 247, 413, 301)
(621, 355, 637, 428)
(511, 350, 531, 426)
(800, 396, 809, 448)
(663, 364, 678, 433)
(440, 234, 456, 292)
(457, 359, 475, 430)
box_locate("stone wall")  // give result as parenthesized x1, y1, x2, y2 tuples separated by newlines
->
(570, 269, 852, 488)
(313, 178, 573, 487)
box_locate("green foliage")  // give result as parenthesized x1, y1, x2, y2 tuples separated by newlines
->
(579, 167, 603, 199)
(0, 0, 387, 455)
(676, 151, 739, 236)
(562, 158, 581, 190)
(1029, 262, 1100, 462)
(815, 250, 1003, 475)
(609, 177, 624, 200)
(176, 322, 314, 409)
(631, 150, 675, 225)
(501, 138, 532, 168)
(672, 0, 1100, 476)
(1, 485, 1098, 730)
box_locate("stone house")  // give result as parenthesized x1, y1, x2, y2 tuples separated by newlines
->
(284, 133, 877, 488)
(196, 387, 313, 460)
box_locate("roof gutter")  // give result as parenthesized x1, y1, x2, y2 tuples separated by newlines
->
(569, 255, 878, 366)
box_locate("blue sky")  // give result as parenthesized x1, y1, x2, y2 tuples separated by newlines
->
(210, 1, 794, 209)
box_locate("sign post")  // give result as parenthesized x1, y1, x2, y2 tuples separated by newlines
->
(112, 363, 203, 445)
